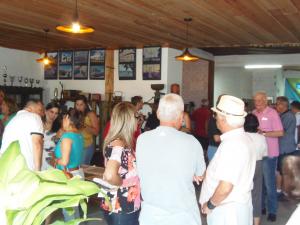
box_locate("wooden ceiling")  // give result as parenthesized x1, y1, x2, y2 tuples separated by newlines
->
(1, 0, 300, 54)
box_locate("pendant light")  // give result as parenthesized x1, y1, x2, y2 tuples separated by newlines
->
(56, 0, 94, 34)
(175, 18, 200, 61)
(36, 29, 53, 65)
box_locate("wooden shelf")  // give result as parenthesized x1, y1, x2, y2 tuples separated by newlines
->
(0, 86, 43, 108)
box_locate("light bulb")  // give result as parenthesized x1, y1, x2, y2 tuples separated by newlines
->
(72, 22, 81, 33)
(43, 58, 49, 65)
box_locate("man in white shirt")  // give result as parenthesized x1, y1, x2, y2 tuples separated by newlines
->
(136, 93, 206, 225)
(0, 99, 44, 171)
(199, 95, 256, 225)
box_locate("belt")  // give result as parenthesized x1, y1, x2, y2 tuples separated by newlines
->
(67, 166, 80, 172)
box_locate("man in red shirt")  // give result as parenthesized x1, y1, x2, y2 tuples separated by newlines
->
(191, 99, 211, 151)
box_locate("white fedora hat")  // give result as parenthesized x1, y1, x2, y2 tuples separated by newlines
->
(211, 95, 247, 117)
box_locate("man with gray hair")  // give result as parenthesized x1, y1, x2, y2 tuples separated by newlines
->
(0, 99, 44, 171)
(200, 95, 256, 225)
(136, 93, 206, 225)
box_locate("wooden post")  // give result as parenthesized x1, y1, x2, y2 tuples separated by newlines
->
(104, 50, 114, 101)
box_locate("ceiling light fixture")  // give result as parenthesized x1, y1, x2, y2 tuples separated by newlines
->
(244, 64, 282, 69)
(56, 0, 94, 34)
(175, 18, 200, 61)
(36, 29, 53, 65)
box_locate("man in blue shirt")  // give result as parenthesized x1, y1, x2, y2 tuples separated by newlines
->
(275, 96, 296, 200)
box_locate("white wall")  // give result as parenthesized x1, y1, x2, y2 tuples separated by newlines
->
(214, 67, 253, 104)
(167, 48, 183, 93)
(0, 47, 43, 86)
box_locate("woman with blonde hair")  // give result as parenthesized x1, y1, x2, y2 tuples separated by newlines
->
(99, 102, 140, 225)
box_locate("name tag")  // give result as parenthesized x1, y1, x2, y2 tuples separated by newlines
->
(262, 117, 268, 121)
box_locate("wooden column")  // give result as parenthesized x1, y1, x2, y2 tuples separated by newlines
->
(104, 50, 114, 101)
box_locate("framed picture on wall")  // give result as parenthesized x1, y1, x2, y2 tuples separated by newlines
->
(119, 48, 136, 80)
(59, 51, 73, 64)
(74, 50, 88, 79)
(44, 52, 58, 80)
(89, 49, 105, 80)
(90, 49, 105, 64)
(143, 47, 161, 80)
(59, 64, 73, 80)
(90, 64, 105, 80)
(59, 51, 73, 79)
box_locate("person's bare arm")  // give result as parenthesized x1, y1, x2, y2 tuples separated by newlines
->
(261, 130, 284, 137)
(202, 180, 233, 214)
(103, 160, 122, 186)
(181, 112, 192, 133)
(84, 112, 99, 136)
(32, 134, 43, 171)
(213, 134, 221, 143)
(56, 138, 72, 166)
(103, 139, 123, 186)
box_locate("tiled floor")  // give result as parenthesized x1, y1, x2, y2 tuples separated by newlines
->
(51, 198, 298, 225)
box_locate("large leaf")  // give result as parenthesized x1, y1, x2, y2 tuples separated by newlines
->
(50, 218, 103, 225)
(35, 169, 68, 183)
(67, 179, 100, 196)
(29, 196, 84, 225)
(0, 141, 27, 182)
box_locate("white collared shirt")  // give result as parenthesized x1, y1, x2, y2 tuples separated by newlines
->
(199, 128, 256, 205)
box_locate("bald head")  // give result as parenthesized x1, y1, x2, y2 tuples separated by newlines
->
(25, 100, 44, 117)
(254, 91, 268, 112)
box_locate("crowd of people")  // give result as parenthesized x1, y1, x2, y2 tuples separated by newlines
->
(0, 87, 299, 225)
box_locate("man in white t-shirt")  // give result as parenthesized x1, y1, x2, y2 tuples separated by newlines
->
(136, 94, 206, 225)
(0, 99, 44, 171)
(199, 95, 256, 225)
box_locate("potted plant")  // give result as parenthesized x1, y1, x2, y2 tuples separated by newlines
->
(0, 141, 107, 225)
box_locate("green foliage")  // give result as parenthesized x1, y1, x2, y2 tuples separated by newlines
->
(0, 141, 104, 225)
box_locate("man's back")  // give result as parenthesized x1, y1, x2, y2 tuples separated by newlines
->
(136, 126, 205, 225)
(0, 110, 43, 170)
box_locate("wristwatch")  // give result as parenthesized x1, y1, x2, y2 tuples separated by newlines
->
(207, 199, 216, 210)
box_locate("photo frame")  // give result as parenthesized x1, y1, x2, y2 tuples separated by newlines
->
(44, 52, 58, 80)
(119, 48, 136, 80)
(143, 47, 161, 80)
(74, 50, 88, 80)
(89, 49, 105, 80)
(59, 51, 73, 65)
(90, 49, 105, 64)
(59, 51, 73, 80)
(90, 64, 105, 80)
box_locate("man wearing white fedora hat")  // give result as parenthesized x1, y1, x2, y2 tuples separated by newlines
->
(199, 95, 256, 225)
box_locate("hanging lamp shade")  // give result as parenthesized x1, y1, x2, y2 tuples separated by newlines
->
(36, 29, 54, 65)
(175, 18, 200, 62)
(175, 48, 200, 61)
(56, 0, 94, 34)
(36, 52, 53, 65)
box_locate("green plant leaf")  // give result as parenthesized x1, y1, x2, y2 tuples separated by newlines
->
(49, 218, 103, 225)
(35, 169, 68, 183)
(0, 141, 27, 183)
(67, 179, 100, 196)
(31, 196, 84, 225)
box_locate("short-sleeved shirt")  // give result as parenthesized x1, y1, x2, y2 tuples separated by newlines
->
(200, 128, 256, 205)
(191, 107, 211, 137)
(0, 110, 44, 170)
(279, 110, 296, 154)
(295, 112, 300, 149)
(208, 116, 221, 147)
(247, 132, 268, 161)
(54, 132, 84, 170)
(136, 126, 206, 225)
(253, 106, 283, 157)
(99, 145, 140, 214)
